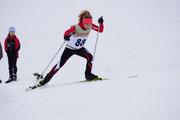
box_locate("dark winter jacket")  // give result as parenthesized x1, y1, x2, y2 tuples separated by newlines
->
(0, 42, 3, 60)
(4, 36, 20, 58)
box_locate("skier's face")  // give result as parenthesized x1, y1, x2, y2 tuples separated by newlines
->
(83, 23, 91, 30)
(9, 31, 15, 36)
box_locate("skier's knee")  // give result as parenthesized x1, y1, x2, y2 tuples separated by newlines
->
(88, 54, 93, 62)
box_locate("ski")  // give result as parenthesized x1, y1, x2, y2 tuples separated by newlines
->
(26, 86, 35, 91)
(65, 74, 138, 84)
(26, 86, 37, 91)
(26, 75, 138, 91)
(82, 78, 108, 82)
(26, 84, 43, 91)
(118, 74, 138, 79)
(65, 77, 108, 84)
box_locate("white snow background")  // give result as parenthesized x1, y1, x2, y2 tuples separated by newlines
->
(0, 0, 180, 120)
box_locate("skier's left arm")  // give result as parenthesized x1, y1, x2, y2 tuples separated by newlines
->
(15, 38, 20, 52)
(92, 17, 104, 33)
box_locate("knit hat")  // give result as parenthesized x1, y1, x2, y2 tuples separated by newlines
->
(9, 27, 15, 32)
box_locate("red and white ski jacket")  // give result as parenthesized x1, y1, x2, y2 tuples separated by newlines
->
(64, 23, 104, 36)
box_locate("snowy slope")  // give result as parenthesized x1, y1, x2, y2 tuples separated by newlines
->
(0, 0, 180, 120)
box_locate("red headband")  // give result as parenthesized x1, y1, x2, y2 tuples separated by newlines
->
(82, 18, 92, 24)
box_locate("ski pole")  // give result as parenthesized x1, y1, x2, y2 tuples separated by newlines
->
(34, 41, 66, 85)
(93, 23, 101, 68)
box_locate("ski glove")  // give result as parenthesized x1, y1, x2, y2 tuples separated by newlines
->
(64, 35, 71, 41)
(98, 16, 104, 24)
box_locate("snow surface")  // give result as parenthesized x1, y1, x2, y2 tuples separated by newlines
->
(0, 0, 180, 120)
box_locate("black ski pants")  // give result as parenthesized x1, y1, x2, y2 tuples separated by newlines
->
(48, 47, 93, 78)
(7, 55, 17, 76)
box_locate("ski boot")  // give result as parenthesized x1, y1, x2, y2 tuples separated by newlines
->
(31, 83, 43, 89)
(30, 75, 51, 89)
(85, 73, 102, 81)
(5, 75, 14, 83)
(39, 75, 51, 85)
(13, 74, 17, 81)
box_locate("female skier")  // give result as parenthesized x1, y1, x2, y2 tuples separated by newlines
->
(36, 10, 104, 88)
(4, 27, 20, 83)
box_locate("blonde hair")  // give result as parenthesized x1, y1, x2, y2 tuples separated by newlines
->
(78, 10, 92, 23)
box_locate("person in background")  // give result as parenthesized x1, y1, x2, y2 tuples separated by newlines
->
(4, 27, 20, 83)
(0, 41, 3, 83)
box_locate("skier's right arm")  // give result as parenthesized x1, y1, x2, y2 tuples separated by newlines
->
(64, 26, 76, 41)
